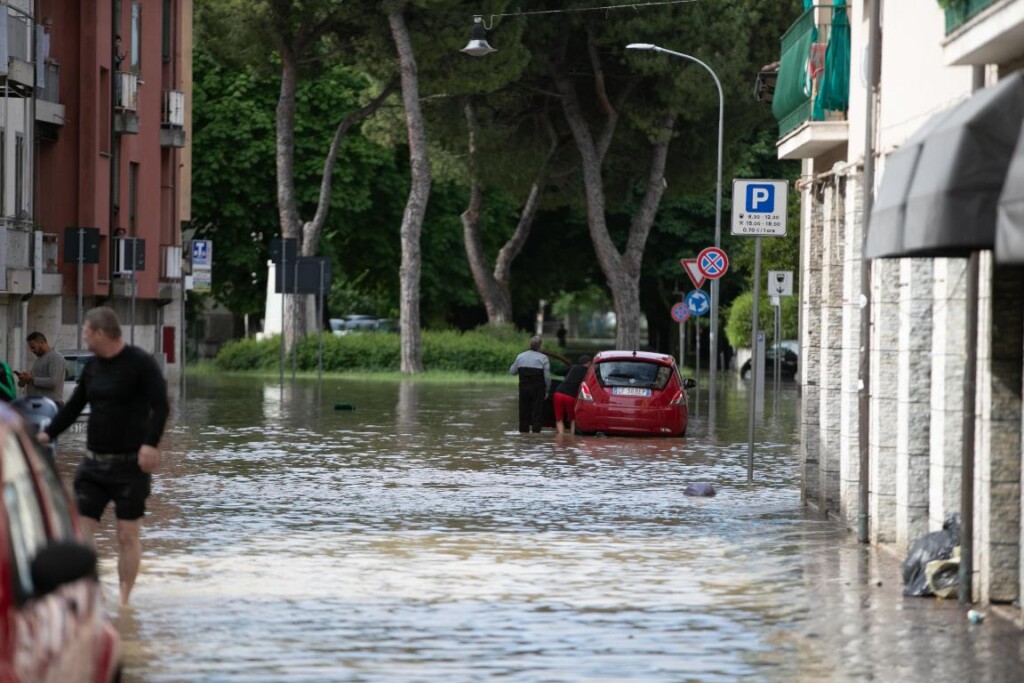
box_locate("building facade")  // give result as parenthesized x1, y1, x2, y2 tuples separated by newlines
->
(773, 0, 1024, 619)
(0, 0, 192, 381)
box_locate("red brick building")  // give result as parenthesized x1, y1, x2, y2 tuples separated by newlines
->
(0, 0, 192, 379)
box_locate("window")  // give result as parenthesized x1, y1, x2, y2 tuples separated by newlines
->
(14, 133, 24, 218)
(129, 162, 139, 233)
(130, 3, 141, 73)
(0, 129, 6, 216)
(162, 0, 172, 63)
(597, 361, 674, 390)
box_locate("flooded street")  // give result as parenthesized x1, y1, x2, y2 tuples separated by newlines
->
(58, 376, 1023, 682)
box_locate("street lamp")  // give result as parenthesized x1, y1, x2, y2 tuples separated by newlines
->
(626, 43, 724, 410)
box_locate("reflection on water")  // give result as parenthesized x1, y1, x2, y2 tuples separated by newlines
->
(55, 376, 1023, 683)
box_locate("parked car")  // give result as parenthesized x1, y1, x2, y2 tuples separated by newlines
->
(740, 341, 799, 381)
(329, 315, 381, 335)
(60, 350, 95, 419)
(0, 402, 121, 683)
(574, 350, 695, 437)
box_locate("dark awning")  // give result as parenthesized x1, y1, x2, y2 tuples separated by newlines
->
(866, 72, 1024, 260)
(996, 124, 1024, 263)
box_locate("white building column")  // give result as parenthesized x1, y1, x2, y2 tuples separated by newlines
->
(870, 258, 900, 543)
(819, 179, 845, 518)
(976, 253, 1022, 605)
(929, 258, 968, 531)
(839, 173, 865, 525)
(801, 162, 824, 508)
(895, 258, 933, 555)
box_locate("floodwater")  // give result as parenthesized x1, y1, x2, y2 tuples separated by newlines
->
(55, 375, 1024, 683)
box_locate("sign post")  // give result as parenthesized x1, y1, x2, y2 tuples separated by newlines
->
(731, 179, 788, 482)
(64, 228, 100, 349)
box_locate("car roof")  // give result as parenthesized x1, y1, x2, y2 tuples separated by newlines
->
(592, 350, 676, 366)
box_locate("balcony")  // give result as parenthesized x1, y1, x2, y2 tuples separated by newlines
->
(32, 231, 61, 295)
(0, 12, 33, 97)
(35, 62, 65, 127)
(771, 4, 850, 160)
(114, 71, 139, 134)
(160, 89, 186, 148)
(944, 0, 1024, 66)
(0, 218, 33, 294)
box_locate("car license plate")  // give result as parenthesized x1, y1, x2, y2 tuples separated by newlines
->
(613, 387, 651, 397)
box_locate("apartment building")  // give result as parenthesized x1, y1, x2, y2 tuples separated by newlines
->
(0, 0, 192, 381)
(770, 0, 1024, 618)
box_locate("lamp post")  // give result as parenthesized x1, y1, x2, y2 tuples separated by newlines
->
(626, 43, 724, 411)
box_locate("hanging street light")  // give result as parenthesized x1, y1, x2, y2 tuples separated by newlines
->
(461, 15, 496, 57)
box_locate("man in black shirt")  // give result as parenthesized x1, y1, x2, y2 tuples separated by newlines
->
(41, 306, 169, 606)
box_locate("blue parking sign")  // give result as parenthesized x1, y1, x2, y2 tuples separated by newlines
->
(731, 179, 788, 236)
(745, 184, 775, 213)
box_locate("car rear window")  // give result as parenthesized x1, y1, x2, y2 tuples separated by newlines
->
(596, 361, 674, 390)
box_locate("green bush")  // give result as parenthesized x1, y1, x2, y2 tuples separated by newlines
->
(725, 291, 798, 348)
(214, 329, 528, 374)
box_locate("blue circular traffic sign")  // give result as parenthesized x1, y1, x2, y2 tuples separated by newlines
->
(685, 289, 711, 316)
(671, 302, 691, 323)
(697, 246, 729, 279)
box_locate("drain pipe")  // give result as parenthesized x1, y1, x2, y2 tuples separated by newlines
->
(958, 65, 985, 605)
(858, 0, 881, 544)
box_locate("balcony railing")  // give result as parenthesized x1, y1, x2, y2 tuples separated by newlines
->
(945, 0, 1000, 34)
(161, 244, 183, 280)
(115, 71, 138, 111)
(162, 90, 184, 127)
(772, 5, 849, 138)
(37, 62, 60, 103)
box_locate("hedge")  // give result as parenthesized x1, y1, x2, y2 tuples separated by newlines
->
(215, 329, 529, 374)
(724, 291, 799, 348)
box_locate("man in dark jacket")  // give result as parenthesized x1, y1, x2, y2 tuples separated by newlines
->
(41, 306, 169, 606)
(509, 336, 550, 433)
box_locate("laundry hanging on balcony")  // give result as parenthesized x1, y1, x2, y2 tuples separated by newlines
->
(866, 72, 1024, 259)
(816, 0, 850, 115)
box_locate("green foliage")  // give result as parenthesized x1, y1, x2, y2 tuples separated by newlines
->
(724, 291, 799, 348)
(214, 329, 529, 373)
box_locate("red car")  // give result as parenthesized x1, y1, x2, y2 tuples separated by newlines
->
(574, 350, 695, 437)
(0, 403, 121, 683)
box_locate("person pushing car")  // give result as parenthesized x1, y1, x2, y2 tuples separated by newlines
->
(509, 336, 550, 433)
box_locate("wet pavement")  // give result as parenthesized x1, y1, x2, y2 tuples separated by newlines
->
(55, 375, 1024, 682)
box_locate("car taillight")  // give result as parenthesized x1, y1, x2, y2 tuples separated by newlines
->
(579, 384, 593, 402)
(668, 390, 684, 406)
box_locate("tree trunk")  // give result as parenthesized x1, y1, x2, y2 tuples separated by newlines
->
(389, 6, 431, 374)
(275, 40, 303, 353)
(552, 50, 672, 351)
(461, 101, 557, 326)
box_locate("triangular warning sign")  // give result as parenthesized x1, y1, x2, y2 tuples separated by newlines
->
(680, 258, 706, 289)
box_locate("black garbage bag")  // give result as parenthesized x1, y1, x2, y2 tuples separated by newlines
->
(901, 513, 961, 597)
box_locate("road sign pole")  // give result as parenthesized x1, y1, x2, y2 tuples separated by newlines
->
(747, 237, 763, 482)
(774, 302, 781, 391)
(280, 239, 286, 390)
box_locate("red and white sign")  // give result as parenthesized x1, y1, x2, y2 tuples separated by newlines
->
(671, 302, 691, 323)
(697, 246, 729, 280)
(680, 258, 705, 289)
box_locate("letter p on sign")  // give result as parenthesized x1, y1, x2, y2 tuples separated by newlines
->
(746, 184, 774, 212)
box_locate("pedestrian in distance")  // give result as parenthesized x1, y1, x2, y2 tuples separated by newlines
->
(552, 354, 591, 437)
(15, 331, 66, 407)
(556, 324, 568, 349)
(39, 306, 170, 607)
(509, 335, 550, 433)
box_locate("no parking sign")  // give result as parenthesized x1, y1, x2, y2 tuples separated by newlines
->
(671, 302, 691, 323)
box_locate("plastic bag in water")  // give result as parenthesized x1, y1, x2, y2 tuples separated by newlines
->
(901, 513, 960, 597)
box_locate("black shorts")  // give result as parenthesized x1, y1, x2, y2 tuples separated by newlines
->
(74, 458, 152, 521)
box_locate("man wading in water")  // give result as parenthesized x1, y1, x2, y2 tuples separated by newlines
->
(509, 336, 551, 433)
(41, 307, 169, 606)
